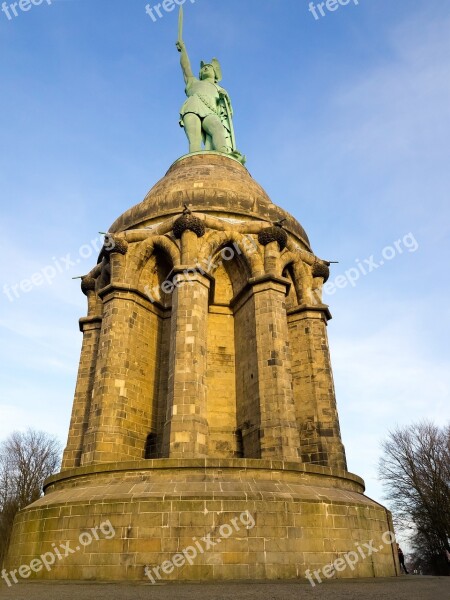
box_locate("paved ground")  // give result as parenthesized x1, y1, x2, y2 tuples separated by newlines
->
(0, 577, 448, 600)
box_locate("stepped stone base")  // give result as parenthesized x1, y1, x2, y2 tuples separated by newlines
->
(6, 460, 399, 582)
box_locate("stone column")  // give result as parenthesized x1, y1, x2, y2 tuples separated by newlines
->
(288, 304, 347, 471)
(80, 238, 163, 465)
(162, 267, 211, 458)
(251, 274, 301, 460)
(81, 288, 160, 465)
(161, 214, 210, 458)
(251, 226, 301, 460)
(62, 277, 102, 470)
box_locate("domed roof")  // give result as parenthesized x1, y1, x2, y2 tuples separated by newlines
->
(109, 152, 311, 249)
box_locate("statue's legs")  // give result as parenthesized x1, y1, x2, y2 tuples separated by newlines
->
(203, 115, 229, 153)
(183, 113, 202, 153)
(204, 134, 213, 151)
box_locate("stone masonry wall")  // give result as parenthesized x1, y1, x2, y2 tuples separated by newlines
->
(207, 308, 238, 458)
(62, 317, 102, 470)
(288, 308, 347, 471)
(81, 291, 161, 465)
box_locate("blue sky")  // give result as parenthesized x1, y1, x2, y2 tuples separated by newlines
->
(0, 0, 449, 530)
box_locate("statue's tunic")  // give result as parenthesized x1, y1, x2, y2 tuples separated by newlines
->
(180, 78, 221, 124)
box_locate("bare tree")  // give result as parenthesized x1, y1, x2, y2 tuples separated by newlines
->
(379, 421, 450, 575)
(0, 430, 61, 567)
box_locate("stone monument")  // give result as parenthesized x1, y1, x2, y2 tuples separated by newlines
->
(5, 10, 399, 582)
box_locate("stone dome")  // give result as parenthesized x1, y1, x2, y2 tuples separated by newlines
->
(109, 152, 311, 250)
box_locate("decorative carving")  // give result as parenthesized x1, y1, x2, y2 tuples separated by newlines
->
(81, 276, 96, 296)
(258, 222, 288, 251)
(312, 260, 330, 283)
(103, 234, 128, 256)
(173, 206, 206, 239)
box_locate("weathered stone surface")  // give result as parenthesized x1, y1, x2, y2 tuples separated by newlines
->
(6, 461, 398, 582)
(258, 225, 288, 251)
(312, 260, 331, 283)
(109, 153, 311, 250)
(173, 212, 206, 239)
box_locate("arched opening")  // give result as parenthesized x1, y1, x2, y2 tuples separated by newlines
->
(96, 259, 111, 291)
(139, 249, 174, 309)
(207, 255, 239, 457)
(206, 243, 262, 458)
(282, 263, 298, 310)
(139, 246, 174, 459)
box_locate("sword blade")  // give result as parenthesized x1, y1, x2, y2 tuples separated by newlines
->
(178, 6, 184, 43)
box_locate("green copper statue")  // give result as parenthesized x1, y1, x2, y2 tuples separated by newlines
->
(176, 7, 245, 164)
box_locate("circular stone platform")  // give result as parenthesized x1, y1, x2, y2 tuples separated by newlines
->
(6, 460, 399, 582)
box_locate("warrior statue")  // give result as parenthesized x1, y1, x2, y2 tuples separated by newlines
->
(176, 7, 245, 164)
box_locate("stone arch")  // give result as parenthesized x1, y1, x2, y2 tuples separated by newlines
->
(95, 258, 111, 292)
(295, 260, 315, 305)
(124, 235, 180, 287)
(281, 252, 309, 307)
(280, 251, 298, 273)
(211, 260, 235, 305)
(203, 231, 264, 460)
(206, 258, 239, 458)
(280, 252, 313, 305)
(139, 248, 174, 308)
(279, 251, 298, 307)
(282, 264, 298, 310)
(199, 230, 264, 281)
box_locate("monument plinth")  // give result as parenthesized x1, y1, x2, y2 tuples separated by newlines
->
(5, 153, 399, 581)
